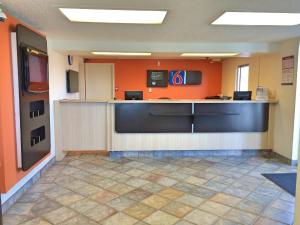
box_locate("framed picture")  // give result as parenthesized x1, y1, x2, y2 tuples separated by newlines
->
(282, 56, 294, 85)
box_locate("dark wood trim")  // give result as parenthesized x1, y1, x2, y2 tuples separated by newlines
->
(65, 150, 109, 157)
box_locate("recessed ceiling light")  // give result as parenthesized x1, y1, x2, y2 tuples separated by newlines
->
(92, 52, 152, 56)
(212, 12, 300, 26)
(181, 53, 239, 57)
(59, 8, 167, 24)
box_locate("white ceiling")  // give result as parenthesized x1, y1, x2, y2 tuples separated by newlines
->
(4, 0, 300, 57)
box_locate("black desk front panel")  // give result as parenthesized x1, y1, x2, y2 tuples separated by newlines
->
(193, 103, 269, 132)
(115, 103, 193, 133)
(115, 103, 269, 133)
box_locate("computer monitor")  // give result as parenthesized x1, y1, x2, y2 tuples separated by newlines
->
(125, 91, 143, 100)
(233, 91, 252, 100)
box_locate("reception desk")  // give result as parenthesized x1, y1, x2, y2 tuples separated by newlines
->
(55, 99, 277, 158)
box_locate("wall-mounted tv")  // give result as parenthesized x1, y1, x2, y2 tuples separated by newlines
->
(66, 70, 79, 93)
(169, 70, 202, 85)
(147, 70, 168, 87)
(186, 71, 202, 85)
(22, 47, 49, 93)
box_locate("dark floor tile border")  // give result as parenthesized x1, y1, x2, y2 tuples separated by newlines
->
(110, 149, 273, 159)
(1, 157, 55, 213)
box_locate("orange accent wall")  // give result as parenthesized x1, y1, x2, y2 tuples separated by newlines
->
(0, 15, 49, 193)
(85, 59, 222, 99)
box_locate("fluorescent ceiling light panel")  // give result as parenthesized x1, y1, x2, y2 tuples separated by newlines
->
(92, 52, 152, 56)
(212, 12, 300, 26)
(59, 8, 167, 24)
(181, 53, 239, 57)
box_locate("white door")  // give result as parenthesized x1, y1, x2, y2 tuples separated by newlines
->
(85, 63, 114, 100)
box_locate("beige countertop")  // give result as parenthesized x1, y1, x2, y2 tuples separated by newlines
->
(59, 99, 109, 103)
(59, 99, 278, 104)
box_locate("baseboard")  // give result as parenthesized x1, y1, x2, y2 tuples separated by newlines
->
(271, 152, 298, 166)
(65, 150, 109, 157)
(1, 157, 55, 213)
(110, 149, 272, 159)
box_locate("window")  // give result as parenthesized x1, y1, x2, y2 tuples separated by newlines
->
(236, 65, 249, 91)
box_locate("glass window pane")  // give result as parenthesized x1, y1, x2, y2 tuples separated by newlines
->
(236, 65, 249, 91)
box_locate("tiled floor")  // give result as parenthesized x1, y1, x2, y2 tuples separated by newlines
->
(3, 154, 297, 225)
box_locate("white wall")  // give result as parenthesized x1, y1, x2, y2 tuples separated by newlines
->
(48, 49, 84, 160)
(222, 38, 299, 160)
(48, 50, 83, 101)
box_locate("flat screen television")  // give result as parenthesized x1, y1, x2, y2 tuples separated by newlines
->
(66, 70, 79, 93)
(186, 71, 202, 85)
(147, 70, 168, 87)
(22, 47, 49, 93)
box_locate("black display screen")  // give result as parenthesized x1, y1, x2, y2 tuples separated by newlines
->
(147, 70, 168, 87)
(66, 70, 79, 93)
